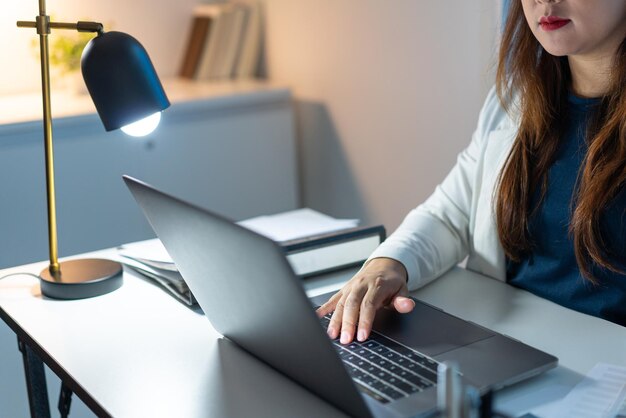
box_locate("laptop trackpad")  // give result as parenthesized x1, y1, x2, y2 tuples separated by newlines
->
(372, 299, 494, 357)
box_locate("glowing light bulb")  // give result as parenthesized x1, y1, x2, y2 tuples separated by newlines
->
(121, 112, 162, 137)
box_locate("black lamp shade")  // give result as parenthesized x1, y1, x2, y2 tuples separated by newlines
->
(81, 31, 170, 131)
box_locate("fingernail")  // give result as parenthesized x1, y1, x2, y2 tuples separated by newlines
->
(340, 331, 351, 344)
(357, 329, 366, 342)
(327, 327, 336, 339)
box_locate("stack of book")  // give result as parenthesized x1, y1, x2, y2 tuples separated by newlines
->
(118, 209, 385, 306)
(179, 1, 263, 81)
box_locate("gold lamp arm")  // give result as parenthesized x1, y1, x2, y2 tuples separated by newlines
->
(16, 0, 103, 278)
(17, 20, 104, 34)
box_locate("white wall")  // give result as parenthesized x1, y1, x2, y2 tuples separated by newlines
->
(262, 0, 500, 231)
(1, 0, 501, 230)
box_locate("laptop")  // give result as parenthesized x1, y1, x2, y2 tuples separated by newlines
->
(123, 175, 557, 418)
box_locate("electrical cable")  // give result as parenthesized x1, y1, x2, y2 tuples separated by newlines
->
(0, 272, 41, 281)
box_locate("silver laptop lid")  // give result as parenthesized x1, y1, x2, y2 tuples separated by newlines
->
(123, 175, 372, 418)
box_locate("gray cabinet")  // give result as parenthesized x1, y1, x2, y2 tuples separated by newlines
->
(0, 81, 298, 269)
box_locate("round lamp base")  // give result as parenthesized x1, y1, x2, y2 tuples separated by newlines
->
(39, 259, 123, 300)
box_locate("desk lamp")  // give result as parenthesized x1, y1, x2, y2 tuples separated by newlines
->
(17, 0, 170, 299)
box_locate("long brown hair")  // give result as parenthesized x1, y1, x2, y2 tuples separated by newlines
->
(495, 1, 626, 281)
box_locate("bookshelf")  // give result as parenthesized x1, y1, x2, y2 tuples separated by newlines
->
(0, 78, 287, 125)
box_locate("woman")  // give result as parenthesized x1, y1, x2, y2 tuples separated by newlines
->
(317, 0, 626, 345)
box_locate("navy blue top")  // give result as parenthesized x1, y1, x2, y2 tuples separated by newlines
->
(507, 94, 626, 327)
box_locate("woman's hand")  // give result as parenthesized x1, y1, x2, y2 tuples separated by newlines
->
(316, 257, 415, 344)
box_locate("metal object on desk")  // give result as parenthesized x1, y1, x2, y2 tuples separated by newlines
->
(437, 361, 482, 418)
(437, 361, 463, 418)
(39, 259, 123, 300)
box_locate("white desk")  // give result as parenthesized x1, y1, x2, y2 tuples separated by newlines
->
(1, 246, 625, 417)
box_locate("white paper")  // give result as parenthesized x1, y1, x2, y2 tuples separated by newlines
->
(550, 363, 626, 418)
(119, 239, 173, 264)
(119, 208, 360, 263)
(237, 208, 359, 242)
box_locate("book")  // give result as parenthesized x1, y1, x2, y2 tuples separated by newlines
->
(196, 4, 235, 80)
(214, 3, 249, 80)
(178, 16, 212, 78)
(118, 209, 385, 304)
(234, 1, 263, 79)
(281, 225, 385, 277)
(179, 5, 224, 79)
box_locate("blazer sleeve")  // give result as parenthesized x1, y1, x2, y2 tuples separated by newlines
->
(367, 86, 505, 291)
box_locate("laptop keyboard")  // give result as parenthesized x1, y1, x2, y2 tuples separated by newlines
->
(320, 314, 439, 404)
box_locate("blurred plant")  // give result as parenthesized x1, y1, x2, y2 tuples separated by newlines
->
(49, 31, 94, 74)
(30, 17, 106, 74)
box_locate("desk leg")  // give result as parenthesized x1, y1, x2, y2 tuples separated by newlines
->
(18, 337, 51, 418)
(58, 383, 73, 418)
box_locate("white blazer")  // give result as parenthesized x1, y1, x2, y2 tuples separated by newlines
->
(368, 87, 520, 291)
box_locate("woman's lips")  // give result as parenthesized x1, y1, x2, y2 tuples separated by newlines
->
(539, 16, 571, 31)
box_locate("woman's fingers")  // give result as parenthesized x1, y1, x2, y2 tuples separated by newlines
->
(356, 280, 393, 342)
(339, 286, 368, 344)
(316, 291, 342, 318)
(325, 285, 412, 344)
(327, 292, 348, 339)
(316, 258, 410, 344)
(392, 295, 416, 313)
